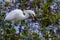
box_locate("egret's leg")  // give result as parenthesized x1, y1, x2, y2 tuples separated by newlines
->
(11, 21, 15, 28)
(19, 21, 22, 33)
(19, 21, 21, 25)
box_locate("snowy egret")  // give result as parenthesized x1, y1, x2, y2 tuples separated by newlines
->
(4, 9, 36, 25)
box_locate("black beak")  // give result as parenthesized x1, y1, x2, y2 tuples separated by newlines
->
(32, 15, 36, 22)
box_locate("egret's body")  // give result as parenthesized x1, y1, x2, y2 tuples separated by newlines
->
(5, 9, 35, 24)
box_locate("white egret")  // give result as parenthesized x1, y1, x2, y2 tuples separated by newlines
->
(4, 9, 36, 25)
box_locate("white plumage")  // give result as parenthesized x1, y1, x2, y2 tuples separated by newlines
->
(5, 9, 35, 24)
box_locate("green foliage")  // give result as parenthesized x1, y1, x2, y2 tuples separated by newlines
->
(11, 28, 16, 33)
(0, 0, 60, 40)
(32, 32, 39, 38)
(53, 36, 59, 40)
(5, 2, 10, 6)
(21, 30, 29, 37)
(39, 26, 46, 31)
(32, 32, 41, 40)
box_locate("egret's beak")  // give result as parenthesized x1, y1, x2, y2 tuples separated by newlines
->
(32, 14, 36, 21)
(32, 14, 36, 17)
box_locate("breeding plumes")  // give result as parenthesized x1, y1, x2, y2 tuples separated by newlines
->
(4, 9, 36, 25)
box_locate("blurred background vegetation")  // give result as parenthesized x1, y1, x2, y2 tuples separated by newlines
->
(0, 0, 60, 40)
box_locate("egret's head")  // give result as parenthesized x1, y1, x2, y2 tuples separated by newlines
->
(29, 12, 36, 18)
(23, 10, 36, 17)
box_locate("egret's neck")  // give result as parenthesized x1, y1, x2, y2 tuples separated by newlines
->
(23, 10, 29, 19)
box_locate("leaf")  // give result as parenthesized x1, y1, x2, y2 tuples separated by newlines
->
(20, 30, 29, 38)
(11, 28, 16, 33)
(53, 36, 59, 40)
(32, 32, 39, 38)
(39, 27, 46, 31)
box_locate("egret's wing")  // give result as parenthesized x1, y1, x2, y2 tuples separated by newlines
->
(5, 10, 16, 20)
(5, 9, 25, 21)
(15, 9, 25, 20)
